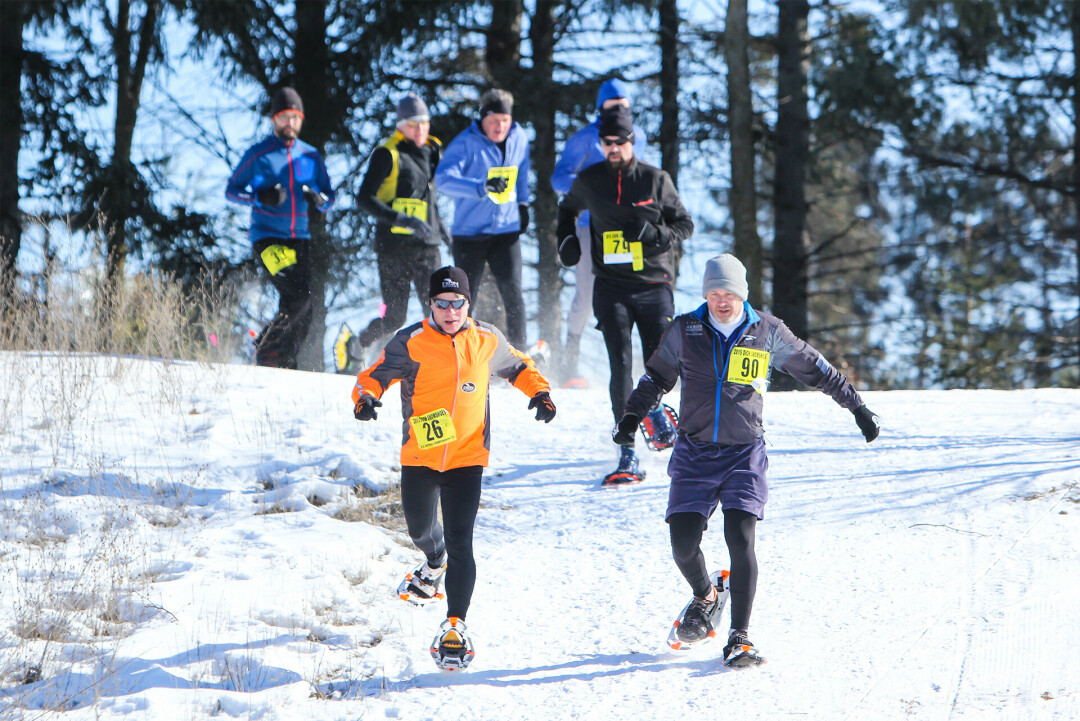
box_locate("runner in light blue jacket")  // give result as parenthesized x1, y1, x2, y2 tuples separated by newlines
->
(434, 89, 532, 348)
(551, 79, 647, 384)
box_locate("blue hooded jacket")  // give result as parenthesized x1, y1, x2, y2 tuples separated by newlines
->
(551, 79, 648, 228)
(225, 135, 335, 243)
(435, 120, 530, 238)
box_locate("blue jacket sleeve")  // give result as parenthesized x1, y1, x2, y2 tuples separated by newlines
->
(310, 154, 336, 212)
(225, 146, 259, 206)
(435, 136, 487, 199)
(552, 130, 593, 194)
(516, 138, 531, 205)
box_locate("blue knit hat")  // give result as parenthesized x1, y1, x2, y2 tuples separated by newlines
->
(596, 79, 631, 111)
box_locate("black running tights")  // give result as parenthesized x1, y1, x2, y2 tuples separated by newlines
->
(669, 509, 758, 631)
(400, 465, 483, 620)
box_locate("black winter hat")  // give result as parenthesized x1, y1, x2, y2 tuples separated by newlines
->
(271, 87, 304, 116)
(598, 105, 634, 142)
(429, 266, 471, 303)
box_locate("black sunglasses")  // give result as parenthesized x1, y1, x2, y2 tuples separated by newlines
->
(601, 137, 630, 146)
(432, 298, 467, 310)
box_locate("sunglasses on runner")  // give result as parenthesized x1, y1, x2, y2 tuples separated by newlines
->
(432, 298, 467, 310)
(600, 137, 630, 146)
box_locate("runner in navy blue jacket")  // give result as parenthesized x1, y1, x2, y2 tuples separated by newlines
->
(226, 87, 335, 369)
(614, 254, 881, 667)
(435, 89, 531, 349)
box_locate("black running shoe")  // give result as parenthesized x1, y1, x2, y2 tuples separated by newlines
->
(676, 591, 721, 643)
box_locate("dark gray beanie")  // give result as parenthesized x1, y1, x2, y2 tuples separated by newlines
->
(271, 87, 304, 116)
(397, 93, 430, 123)
(429, 266, 471, 303)
(702, 254, 749, 301)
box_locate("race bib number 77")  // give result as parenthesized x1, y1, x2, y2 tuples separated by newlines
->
(409, 408, 458, 449)
(726, 347, 770, 393)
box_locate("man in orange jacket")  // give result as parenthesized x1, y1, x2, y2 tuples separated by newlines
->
(351, 266, 556, 670)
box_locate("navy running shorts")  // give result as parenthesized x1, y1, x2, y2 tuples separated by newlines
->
(666, 436, 768, 522)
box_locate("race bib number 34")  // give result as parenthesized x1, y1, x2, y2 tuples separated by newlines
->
(726, 347, 770, 393)
(409, 408, 458, 450)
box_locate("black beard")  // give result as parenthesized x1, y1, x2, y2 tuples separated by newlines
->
(607, 155, 627, 170)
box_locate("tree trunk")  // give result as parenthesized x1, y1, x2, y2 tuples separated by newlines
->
(529, 0, 561, 351)
(1072, 2, 1080, 382)
(294, 0, 329, 371)
(658, 0, 682, 280)
(106, 0, 158, 287)
(487, 0, 523, 90)
(0, 1, 25, 309)
(725, 0, 762, 306)
(772, 0, 810, 390)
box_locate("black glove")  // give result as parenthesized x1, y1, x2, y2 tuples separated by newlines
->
(518, 204, 529, 232)
(302, 184, 328, 208)
(354, 394, 382, 421)
(395, 213, 432, 241)
(528, 391, 556, 423)
(485, 175, 509, 194)
(257, 184, 286, 206)
(558, 235, 581, 267)
(852, 404, 880, 443)
(612, 414, 640, 445)
(630, 220, 663, 247)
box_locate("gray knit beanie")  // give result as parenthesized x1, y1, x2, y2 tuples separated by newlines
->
(702, 254, 749, 301)
(396, 93, 430, 123)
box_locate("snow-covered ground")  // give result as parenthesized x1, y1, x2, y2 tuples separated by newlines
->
(1, 352, 1077, 720)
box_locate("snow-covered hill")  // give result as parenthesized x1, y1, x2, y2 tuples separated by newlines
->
(1, 354, 1077, 720)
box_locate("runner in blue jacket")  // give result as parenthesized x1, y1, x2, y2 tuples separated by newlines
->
(226, 87, 335, 369)
(435, 89, 531, 349)
(614, 254, 881, 667)
(551, 79, 647, 384)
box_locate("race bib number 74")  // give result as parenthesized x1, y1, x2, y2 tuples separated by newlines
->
(409, 408, 458, 450)
(726, 347, 770, 393)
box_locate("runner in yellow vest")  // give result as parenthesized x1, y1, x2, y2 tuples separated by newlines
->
(342, 94, 448, 371)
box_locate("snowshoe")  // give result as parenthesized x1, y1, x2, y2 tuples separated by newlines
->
(602, 446, 645, 486)
(640, 404, 679, 451)
(723, 630, 766, 668)
(525, 339, 551, 370)
(667, 570, 730, 650)
(333, 323, 365, 375)
(430, 617, 475, 671)
(396, 560, 446, 606)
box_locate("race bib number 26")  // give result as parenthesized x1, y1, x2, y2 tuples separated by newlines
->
(409, 408, 458, 450)
(726, 347, 770, 393)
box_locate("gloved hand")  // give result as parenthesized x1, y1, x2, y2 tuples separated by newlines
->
(852, 404, 880, 443)
(558, 235, 581, 267)
(518, 204, 529, 232)
(612, 413, 640, 445)
(257, 184, 286, 206)
(629, 220, 663, 247)
(354, 394, 382, 421)
(302, 184, 328, 208)
(528, 391, 556, 423)
(395, 214, 432, 241)
(485, 175, 509, 194)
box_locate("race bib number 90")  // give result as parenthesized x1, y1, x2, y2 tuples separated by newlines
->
(390, 198, 429, 235)
(602, 231, 644, 271)
(409, 408, 458, 450)
(726, 347, 770, 393)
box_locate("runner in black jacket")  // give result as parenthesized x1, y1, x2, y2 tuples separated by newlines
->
(556, 107, 694, 483)
(614, 254, 881, 666)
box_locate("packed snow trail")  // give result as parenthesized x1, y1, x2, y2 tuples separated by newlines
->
(0, 357, 1077, 720)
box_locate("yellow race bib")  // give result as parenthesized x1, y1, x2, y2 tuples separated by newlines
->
(259, 244, 298, 276)
(390, 198, 429, 235)
(602, 231, 644, 271)
(727, 347, 770, 393)
(409, 408, 458, 450)
(486, 166, 519, 204)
